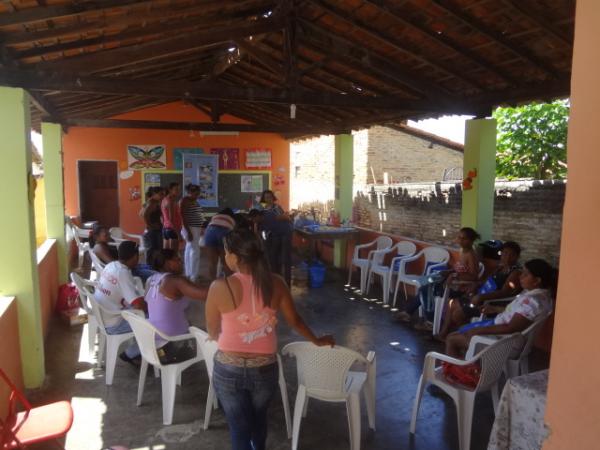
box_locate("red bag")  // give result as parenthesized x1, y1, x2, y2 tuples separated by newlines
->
(56, 283, 80, 314)
(441, 361, 481, 389)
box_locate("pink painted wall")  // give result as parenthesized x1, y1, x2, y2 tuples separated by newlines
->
(0, 296, 23, 418)
(543, 2, 600, 448)
(62, 102, 290, 234)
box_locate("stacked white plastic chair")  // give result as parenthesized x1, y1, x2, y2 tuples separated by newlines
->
(347, 236, 393, 294)
(410, 333, 522, 450)
(70, 272, 99, 356)
(366, 241, 417, 305)
(122, 312, 204, 425)
(68, 222, 90, 269)
(282, 342, 376, 450)
(391, 246, 450, 309)
(189, 327, 293, 438)
(109, 227, 147, 264)
(87, 248, 106, 280)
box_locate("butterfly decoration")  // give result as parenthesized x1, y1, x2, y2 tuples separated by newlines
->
(127, 145, 166, 170)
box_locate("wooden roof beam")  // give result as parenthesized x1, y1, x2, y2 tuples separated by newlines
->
(37, 15, 284, 74)
(431, 0, 560, 78)
(0, 68, 471, 112)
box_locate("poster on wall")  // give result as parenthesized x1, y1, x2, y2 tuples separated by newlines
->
(210, 148, 240, 170)
(241, 175, 264, 193)
(183, 154, 219, 207)
(145, 173, 161, 187)
(245, 149, 272, 169)
(127, 145, 167, 170)
(173, 148, 204, 170)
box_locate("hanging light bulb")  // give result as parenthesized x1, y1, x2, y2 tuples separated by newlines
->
(290, 103, 296, 119)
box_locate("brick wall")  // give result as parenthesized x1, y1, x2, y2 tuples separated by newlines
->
(354, 179, 565, 265)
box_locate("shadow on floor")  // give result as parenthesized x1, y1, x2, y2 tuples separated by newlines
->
(30, 268, 549, 450)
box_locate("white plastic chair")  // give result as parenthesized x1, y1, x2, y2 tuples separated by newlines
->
(366, 241, 417, 305)
(85, 295, 137, 385)
(410, 333, 523, 450)
(122, 312, 203, 425)
(69, 223, 90, 268)
(465, 310, 552, 378)
(282, 342, 376, 450)
(432, 262, 485, 335)
(110, 227, 147, 263)
(347, 236, 393, 294)
(391, 246, 450, 309)
(189, 327, 293, 438)
(87, 248, 106, 279)
(70, 272, 99, 356)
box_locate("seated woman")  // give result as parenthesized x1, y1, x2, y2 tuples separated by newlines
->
(395, 227, 481, 330)
(92, 226, 118, 264)
(436, 241, 523, 340)
(145, 249, 208, 364)
(445, 258, 556, 358)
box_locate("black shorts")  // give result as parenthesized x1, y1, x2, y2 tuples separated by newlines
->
(162, 227, 178, 240)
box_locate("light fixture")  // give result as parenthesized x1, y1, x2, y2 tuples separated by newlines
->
(290, 103, 296, 119)
(228, 46, 237, 53)
(199, 131, 240, 136)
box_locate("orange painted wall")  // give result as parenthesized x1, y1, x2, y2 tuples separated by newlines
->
(37, 240, 59, 338)
(0, 296, 23, 419)
(543, 2, 600, 449)
(62, 102, 290, 234)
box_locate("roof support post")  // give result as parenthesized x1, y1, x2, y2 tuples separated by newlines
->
(334, 133, 354, 268)
(0, 87, 45, 388)
(42, 122, 68, 284)
(460, 118, 497, 241)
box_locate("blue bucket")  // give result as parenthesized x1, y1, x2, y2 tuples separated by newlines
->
(309, 262, 326, 288)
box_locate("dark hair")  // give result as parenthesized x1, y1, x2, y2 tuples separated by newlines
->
(152, 248, 178, 272)
(233, 213, 253, 231)
(168, 182, 180, 192)
(223, 228, 273, 307)
(459, 227, 481, 242)
(524, 259, 558, 296)
(502, 241, 521, 257)
(260, 190, 277, 203)
(92, 225, 108, 239)
(248, 208, 263, 218)
(145, 187, 155, 201)
(118, 240, 139, 262)
(219, 208, 235, 218)
(185, 183, 199, 194)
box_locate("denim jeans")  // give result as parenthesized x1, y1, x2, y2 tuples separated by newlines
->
(212, 358, 279, 450)
(105, 318, 140, 358)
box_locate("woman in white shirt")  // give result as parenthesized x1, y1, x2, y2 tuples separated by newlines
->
(445, 259, 556, 358)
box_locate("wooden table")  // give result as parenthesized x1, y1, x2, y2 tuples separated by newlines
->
(294, 226, 359, 264)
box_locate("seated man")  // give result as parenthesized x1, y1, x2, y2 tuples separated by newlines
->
(445, 259, 556, 358)
(94, 241, 145, 364)
(436, 241, 523, 340)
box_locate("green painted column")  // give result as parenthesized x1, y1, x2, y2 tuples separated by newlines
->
(461, 118, 497, 241)
(334, 134, 354, 268)
(0, 87, 45, 387)
(42, 122, 68, 283)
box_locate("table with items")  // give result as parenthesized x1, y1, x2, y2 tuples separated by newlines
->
(488, 369, 549, 450)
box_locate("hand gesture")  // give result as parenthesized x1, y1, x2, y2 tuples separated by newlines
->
(314, 334, 335, 347)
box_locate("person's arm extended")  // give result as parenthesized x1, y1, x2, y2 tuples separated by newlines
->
(276, 276, 334, 346)
(205, 280, 225, 340)
(143, 201, 156, 228)
(465, 313, 532, 339)
(173, 276, 208, 300)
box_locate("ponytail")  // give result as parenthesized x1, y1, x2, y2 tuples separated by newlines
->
(223, 228, 273, 307)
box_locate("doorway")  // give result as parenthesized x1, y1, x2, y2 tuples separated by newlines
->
(78, 160, 119, 227)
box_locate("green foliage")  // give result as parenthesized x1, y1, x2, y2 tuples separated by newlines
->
(493, 100, 569, 180)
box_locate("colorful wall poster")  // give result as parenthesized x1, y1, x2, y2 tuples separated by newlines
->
(210, 148, 240, 170)
(183, 154, 218, 207)
(245, 149, 272, 169)
(127, 145, 166, 170)
(173, 147, 204, 170)
(241, 175, 264, 193)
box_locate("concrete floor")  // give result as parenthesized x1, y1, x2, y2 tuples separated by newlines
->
(30, 269, 549, 450)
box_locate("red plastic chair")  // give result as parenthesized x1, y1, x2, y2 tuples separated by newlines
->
(0, 369, 73, 449)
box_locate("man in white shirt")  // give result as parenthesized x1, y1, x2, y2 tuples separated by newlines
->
(94, 241, 145, 363)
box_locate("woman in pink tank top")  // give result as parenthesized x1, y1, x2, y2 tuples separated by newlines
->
(205, 228, 334, 450)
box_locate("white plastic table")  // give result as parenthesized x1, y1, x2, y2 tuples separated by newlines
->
(488, 369, 549, 450)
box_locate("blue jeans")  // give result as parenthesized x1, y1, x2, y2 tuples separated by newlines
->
(105, 318, 140, 358)
(213, 358, 279, 450)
